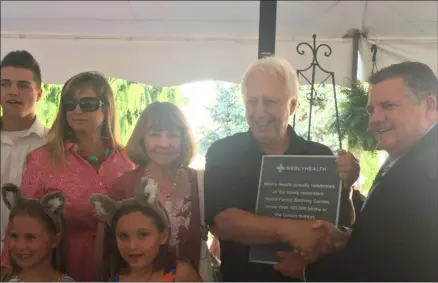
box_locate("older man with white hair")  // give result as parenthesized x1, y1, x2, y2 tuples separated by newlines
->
(203, 57, 360, 282)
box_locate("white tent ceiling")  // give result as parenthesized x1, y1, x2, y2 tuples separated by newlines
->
(1, 1, 437, 87)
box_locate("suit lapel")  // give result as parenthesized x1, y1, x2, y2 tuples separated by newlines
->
(369, 165, 386, 189)
(359, 125, 437, 216)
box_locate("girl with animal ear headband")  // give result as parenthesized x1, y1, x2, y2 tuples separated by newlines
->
(89, 177, 202, 282)
(0, 184, 74, 282)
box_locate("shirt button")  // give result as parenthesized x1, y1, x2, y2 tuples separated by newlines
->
(99, 181, 103, 186)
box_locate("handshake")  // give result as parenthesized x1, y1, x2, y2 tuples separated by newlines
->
(273, 220, 350, 278)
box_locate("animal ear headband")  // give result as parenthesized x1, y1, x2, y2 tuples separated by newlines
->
(1, 183, 65, 231)
(89, 177, 170, 227)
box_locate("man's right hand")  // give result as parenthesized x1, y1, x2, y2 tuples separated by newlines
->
(277, 220, 326, 261)
(297, 220, 350, 261)
(312, 220, 350, 254)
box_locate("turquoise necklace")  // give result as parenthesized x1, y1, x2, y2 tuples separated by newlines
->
(77, 145, 112, 165)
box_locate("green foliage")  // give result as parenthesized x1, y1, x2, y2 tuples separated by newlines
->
(35, 84, 62, 127)
(293, 84, 347, 152)
(359, 151, 380, 192)
(328, 80, 377, 152)
(198, 82, 248, 154)
(198, 82, 347, 154)
(199, 81, 380, 192)
(33, 78, 185, 145)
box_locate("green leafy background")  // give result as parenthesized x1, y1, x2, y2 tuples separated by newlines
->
(2, 78, 380, 194)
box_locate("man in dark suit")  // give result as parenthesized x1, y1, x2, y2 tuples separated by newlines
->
(298, 61, 437, 281)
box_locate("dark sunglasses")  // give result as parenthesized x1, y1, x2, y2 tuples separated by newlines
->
(63, 97, 104, 112)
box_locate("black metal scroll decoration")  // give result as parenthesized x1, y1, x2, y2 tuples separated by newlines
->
(293, 34, 342, 150)
(361, 43, 379, 151)
(371, 44, 378, 74)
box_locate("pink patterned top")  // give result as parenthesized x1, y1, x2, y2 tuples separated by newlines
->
(1, 143, 136, 282)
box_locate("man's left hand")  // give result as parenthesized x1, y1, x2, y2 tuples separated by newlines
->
(273, 251, 307, 279)
(335, 149, 360, 189)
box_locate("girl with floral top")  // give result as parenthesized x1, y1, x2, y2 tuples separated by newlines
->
(0, 184, 74, 282)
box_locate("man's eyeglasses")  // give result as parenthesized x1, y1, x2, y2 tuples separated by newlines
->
(63, 97, 104, 112)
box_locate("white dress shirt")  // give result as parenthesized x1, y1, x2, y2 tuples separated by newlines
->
(0, 117, 48, 251)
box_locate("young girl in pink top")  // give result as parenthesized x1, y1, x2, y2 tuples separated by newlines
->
(0, 72, 136, 281)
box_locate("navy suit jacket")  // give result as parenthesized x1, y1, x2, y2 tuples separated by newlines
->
(305, 125, 438, 281)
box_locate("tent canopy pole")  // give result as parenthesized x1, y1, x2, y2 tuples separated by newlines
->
(258, 0, 277, 59)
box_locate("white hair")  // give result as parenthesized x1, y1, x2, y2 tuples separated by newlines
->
(241, 56, 299, 101)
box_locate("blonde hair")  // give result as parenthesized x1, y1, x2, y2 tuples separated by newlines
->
(46, 71, 122, 168)
(241, 56, 299, 101)
(125, 102, 196, 167)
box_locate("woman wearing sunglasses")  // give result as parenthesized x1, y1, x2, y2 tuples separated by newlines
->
(0, 72, 136, 281)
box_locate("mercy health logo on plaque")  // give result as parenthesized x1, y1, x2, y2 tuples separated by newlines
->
(249, 155, 342, 264)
